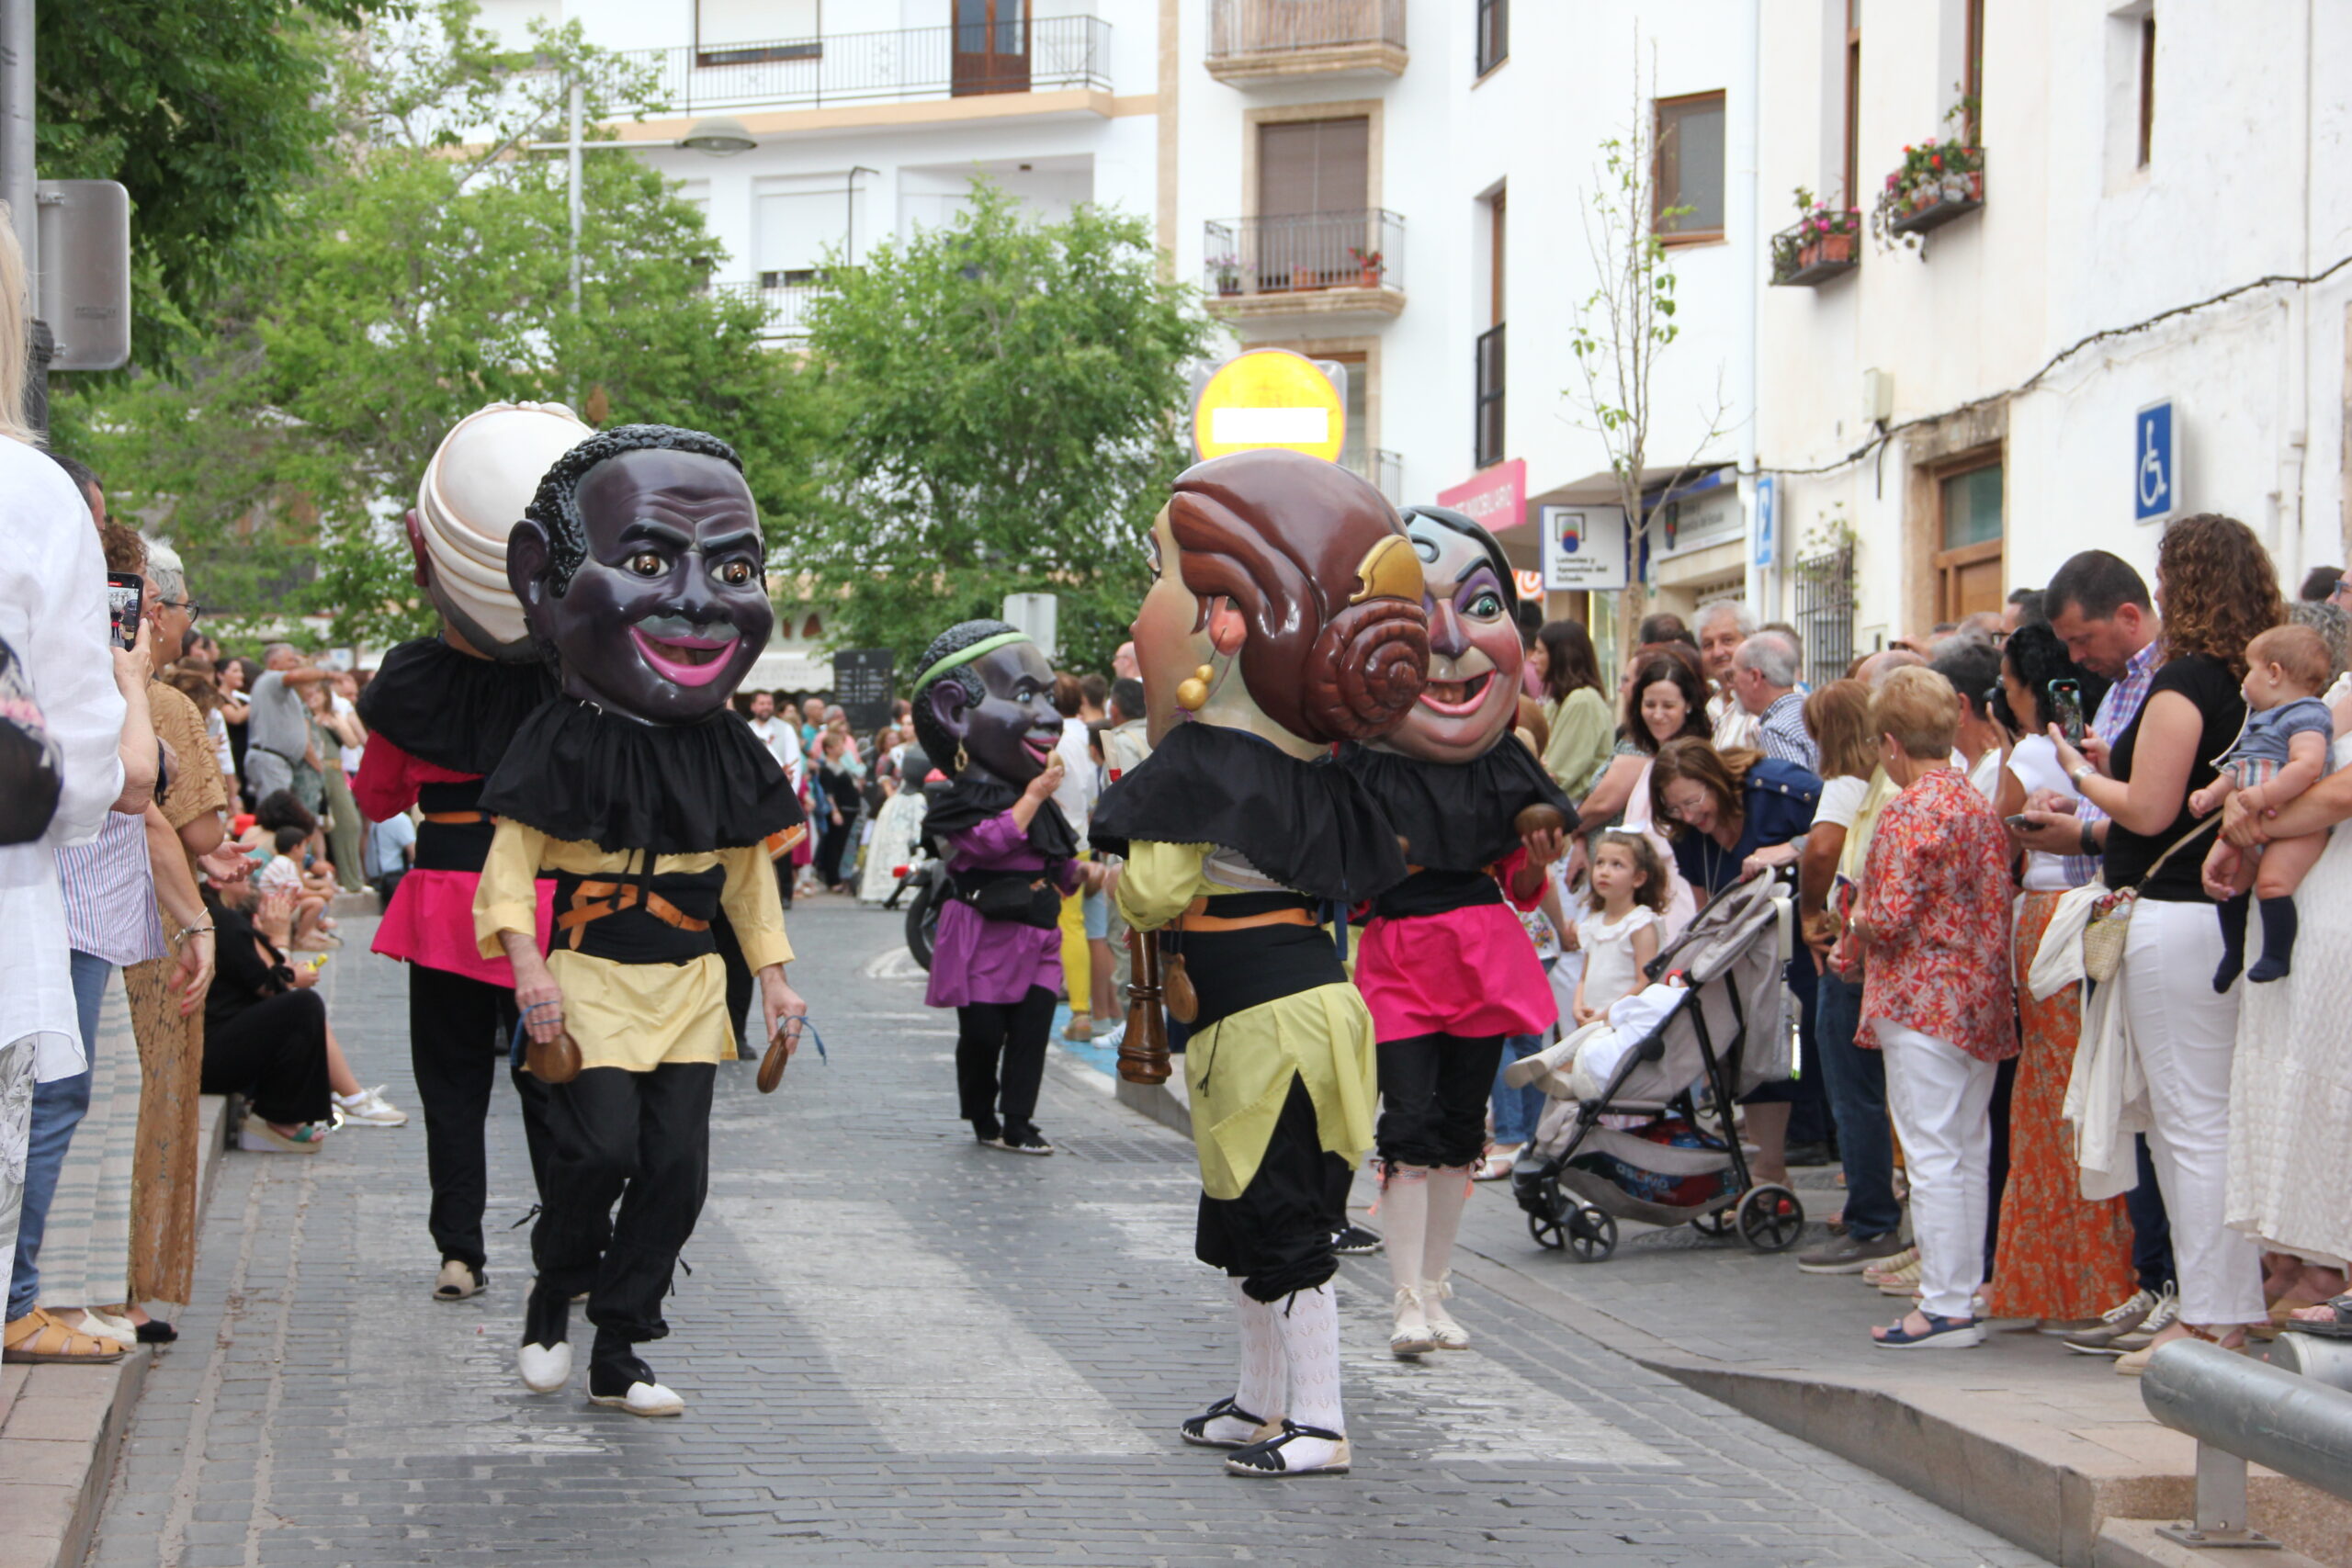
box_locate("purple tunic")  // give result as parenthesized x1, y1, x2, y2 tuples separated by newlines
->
(922, 810, 1079, 1009)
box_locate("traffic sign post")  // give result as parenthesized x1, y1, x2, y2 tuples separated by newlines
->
(1190, 349, 1347, 463)
(2135, 400, 2177, 526)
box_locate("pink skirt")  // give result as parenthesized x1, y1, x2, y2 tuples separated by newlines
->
(372, 869, 554, 987)
(1356, 902, 1556, 1041)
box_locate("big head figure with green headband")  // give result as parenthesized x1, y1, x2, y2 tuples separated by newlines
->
(910, 620, 1065, 788)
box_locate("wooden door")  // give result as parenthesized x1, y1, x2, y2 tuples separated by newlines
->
(1935, 459, 2005, 620)
(952, 0, 1030, 96)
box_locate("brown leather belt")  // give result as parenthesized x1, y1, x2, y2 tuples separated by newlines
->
(1179, 897, 1317, 934)
(556, 879, 712, 950)
(423, 809, 491, 825)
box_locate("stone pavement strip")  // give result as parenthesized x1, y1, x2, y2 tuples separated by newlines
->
(84, 902, 2051, 1568)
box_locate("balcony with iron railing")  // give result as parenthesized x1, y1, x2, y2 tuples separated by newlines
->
(711, 279, 824, 342)
(613, 17, 1112, 118)
(1203, 209, 1405, 321)
(1346, 446, 1403, 505)
(1205, 0, 1407, 84)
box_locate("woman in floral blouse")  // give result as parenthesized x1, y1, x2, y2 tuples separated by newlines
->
(1849, 667, 2018, 1350)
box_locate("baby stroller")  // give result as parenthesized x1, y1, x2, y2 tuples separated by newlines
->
(1510, 870, 1807, 1262)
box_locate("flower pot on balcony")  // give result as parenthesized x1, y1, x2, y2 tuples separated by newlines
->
(1291, 265, 1319, 291)
(1799, 231, 1854, 270)
(1217, 277, 1241, 297)
(1357, 265, 1381, 288)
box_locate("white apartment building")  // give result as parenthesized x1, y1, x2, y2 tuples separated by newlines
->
(1760, 0, 2352, 681)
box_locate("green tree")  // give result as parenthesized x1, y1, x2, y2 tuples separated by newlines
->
(36, 0, 401, 379)
(797, 183, 1210, 671)
(75, 1, 831, 649)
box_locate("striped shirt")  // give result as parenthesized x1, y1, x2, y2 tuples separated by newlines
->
(2070, 637, 2161, 885)
(1755, 691, 1819, 772)
(54, 808, 167, 966)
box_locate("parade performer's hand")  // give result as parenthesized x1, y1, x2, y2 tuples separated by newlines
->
(1026, 752, 1065, 801)
(1520, 824, 1566, 870)
(759, 965, 808, 1057)
(505, 943, 567, 1043)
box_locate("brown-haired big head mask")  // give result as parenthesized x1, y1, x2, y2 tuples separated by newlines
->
(1155, 450, 1430, 747)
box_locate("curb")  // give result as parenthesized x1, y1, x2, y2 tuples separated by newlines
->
(0, 1094, 231, 1568)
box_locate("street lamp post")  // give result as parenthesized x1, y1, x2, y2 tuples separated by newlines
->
(529, 92, 759, 315)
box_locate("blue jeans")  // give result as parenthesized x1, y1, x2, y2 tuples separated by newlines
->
(1813, 971, 1901, 1242)
(1490, 1032, 1547, 1147)
(9, 951, 108, 1319)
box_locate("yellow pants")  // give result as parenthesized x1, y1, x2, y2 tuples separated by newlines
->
(1058, 887, 1089, 1011)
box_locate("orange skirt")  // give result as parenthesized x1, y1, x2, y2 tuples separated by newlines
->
(1984, 890, 2138, 1321)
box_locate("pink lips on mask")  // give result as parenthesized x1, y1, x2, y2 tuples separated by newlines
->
(1021, 731, 1060, 767)
(1418, 670, 1495, 716)
(629, 623, 740, 687)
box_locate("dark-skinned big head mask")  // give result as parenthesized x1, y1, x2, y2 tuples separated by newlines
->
(921, 635, 1064, 787)
(507, 427, 774, 726)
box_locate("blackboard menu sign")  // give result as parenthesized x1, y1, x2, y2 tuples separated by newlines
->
(832, 648, 895, 733)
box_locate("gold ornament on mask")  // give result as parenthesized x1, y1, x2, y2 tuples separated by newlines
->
(1348, 533, 1426, 606)
(1174, 663, 1216, 712)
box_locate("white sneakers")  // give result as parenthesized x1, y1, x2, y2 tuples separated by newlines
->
(517, 1340, 572, 1394)
(332, 1086, 409, 1127)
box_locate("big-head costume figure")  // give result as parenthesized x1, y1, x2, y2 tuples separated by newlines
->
(1337, 505, 1575, 1360)
(909, 620, 1081, 1154)
(474, 424, 807, 1418)
(356, 401, 584, 1307)
(1089, 448, 1430, 1478)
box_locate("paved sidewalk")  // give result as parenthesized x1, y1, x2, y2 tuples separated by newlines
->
(83, 901, 2050, 1568)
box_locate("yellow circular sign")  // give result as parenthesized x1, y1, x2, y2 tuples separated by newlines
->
(1191, 348, 1346, 463)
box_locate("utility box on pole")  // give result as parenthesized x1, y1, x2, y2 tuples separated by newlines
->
(37, 181, 131, 371)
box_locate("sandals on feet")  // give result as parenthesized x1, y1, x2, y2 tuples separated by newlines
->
(2283, 1293, 2352, 1339)
(1225, 1420, 1351, 1477)
(3, 1307, 128, 1364)
(1180, 1396, 1278, 1449)
(1872, 1312, 1985, 1350)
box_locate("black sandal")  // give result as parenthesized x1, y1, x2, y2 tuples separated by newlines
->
(1180, 1396, 1274, 1449)
(1224, 1419, 1351, 1476)
(2282, 1293, 2352, 1338)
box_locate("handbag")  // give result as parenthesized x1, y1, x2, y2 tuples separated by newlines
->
(957, 869, 1063, 929)
(2079, 817, 2221, 983)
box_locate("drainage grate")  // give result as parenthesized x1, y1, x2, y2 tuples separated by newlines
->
(1052, 1135, 1197, 1165)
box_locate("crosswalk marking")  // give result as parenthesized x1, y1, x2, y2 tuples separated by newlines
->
(711, 1196, 1155, 1454)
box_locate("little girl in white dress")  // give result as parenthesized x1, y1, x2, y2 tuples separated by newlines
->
(1571, 831, 1668, 1025)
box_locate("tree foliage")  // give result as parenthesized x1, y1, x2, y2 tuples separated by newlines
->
(796, 184, 1210, 672)
(70, 1, 830, 650)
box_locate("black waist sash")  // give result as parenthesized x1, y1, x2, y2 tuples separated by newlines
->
(413, 779, 496, 873)
(1176, 893, 1346, 1030)
(547, 861, 726, 965)
(1372, 867, 1504, 921)
(947, 866, 1063, 930)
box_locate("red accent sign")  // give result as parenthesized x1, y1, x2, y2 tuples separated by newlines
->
(1437, 457, 1527, 534)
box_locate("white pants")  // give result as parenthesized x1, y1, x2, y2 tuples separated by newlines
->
(2120, 899, 2267, 1326)
(1877, 1022, 1997, 1320)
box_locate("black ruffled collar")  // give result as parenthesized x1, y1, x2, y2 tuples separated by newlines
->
(920, 772, 1078, 862)
(1339, 739, 1578, 872)
(1088, 721, 1408, 904)
(478, 697, 803, 854)
(356, 637, 557, 776)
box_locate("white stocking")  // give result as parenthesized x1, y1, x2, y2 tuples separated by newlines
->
(1383, 1165, 1430, 1295)
(1219, 1282, 1286, 1437)
(1274, 1284, 1346, 1465)
(1423, 1165, 1473, 1286)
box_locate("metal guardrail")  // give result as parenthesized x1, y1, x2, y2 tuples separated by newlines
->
(710, 280, 822, 339)
(1347, 446, 1402, 504)
(2140, 1338, 2352, 1549)
(614, 17, 1112, 116)
(1204, 209, 1404, 299)
(1207, 0, 1405, 59)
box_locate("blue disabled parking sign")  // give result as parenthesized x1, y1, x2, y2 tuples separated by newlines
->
(2135, 400, 2176, 525)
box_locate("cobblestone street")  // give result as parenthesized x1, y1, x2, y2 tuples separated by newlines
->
(85, 903, 2049, 1568)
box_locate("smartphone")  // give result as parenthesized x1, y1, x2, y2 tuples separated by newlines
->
(2047, 679, 2086, 745)
(105, 572, 144, 651)
(2004, 814, 2036, 832)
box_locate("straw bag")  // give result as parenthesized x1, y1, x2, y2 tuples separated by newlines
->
(2080, 817, 2220, 983)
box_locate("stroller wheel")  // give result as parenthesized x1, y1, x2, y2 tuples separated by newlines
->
(1526, 1177, 1567, 1250)
(1566, 1206, 1617, 1263)
(1690, 1208, 1736, 1238)
(1736, 1185, 1806, 1253)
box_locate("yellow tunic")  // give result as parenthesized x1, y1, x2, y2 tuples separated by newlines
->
(473, 822, 793, 1073)
(1115, 840, 1376, 1201)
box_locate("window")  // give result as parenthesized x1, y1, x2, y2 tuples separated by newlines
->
(1476, 0, 1508, 76)
(952, 0, 1031, 96)
(1474, 323, 1506, 468)
(756, 186, 849, 288)
(2137, 12, 2155, 165)
(1488, 189, 1506, 328)
(1258, 118, 1369, 216)
(695, 0, 818, 65)
(1654, 92, 1726, 241)
(1844, 1, 1861, 208)
(1935, 458, 2005, 619)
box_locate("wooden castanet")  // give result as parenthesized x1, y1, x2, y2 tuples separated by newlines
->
(1514, 803, 1569, 840)
(526, 1027, 582, 1085)
(757, 1015, 801, 1094)
(1118, 928, 1172, 1085)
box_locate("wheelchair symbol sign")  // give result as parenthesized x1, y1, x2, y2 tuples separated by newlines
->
(2135, 401, 2175, 525)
